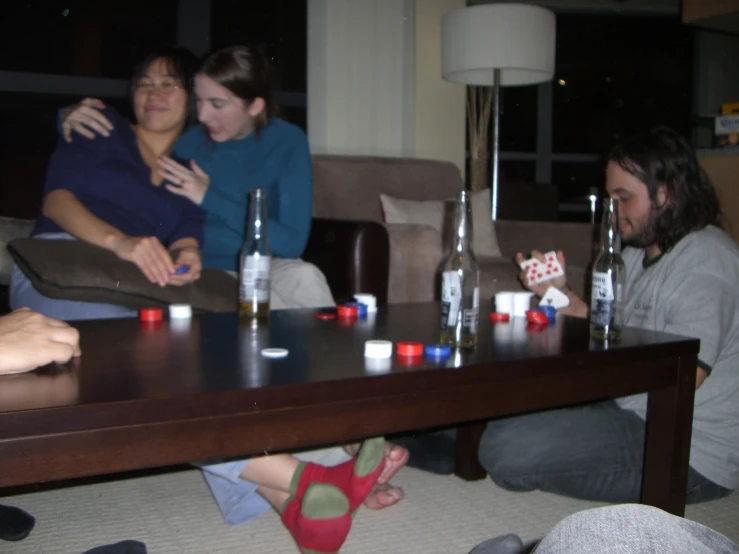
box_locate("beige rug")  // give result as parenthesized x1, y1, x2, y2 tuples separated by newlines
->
(3, 466, 738, 553)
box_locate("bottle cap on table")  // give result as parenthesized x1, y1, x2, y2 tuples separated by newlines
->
(397, 342, 423, 357)
(139, 308, 163, 322)
(354, 293, 377, 312)
(526, 310, 549, 324)
(490, 312, 510, 323)
(337, 305, 358, 319)
(364, 340, 393, 358)
(424, 344, 451, 360)
(315, 310, 337, 320)
(343, 302, 367, 318)
(261, 348, 289, 359)
(537, 305, 556, 323)
(169, 304, 192, 319)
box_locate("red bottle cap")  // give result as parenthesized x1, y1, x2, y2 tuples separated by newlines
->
(490, 312, 510, 323)
(139, 308, 163, 322)
(397, 342, 423, 357)
(315, 311, 337, 320)
(526, 310, 549, 324)
(337, 305, 358, 318)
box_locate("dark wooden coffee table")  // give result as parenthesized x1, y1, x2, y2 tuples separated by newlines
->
(0, 302, 698, 516)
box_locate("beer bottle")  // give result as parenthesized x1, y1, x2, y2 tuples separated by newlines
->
(439, 190, 480, 348)
(590, 197, 626, 341)
(239, 189, 271, 324)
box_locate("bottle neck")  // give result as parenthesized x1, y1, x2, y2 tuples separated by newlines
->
(247, 189, 269, 243)
(451, 192, 474, 254)
(600, 200, 621, 254)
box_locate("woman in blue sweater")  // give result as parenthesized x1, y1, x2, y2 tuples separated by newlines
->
(60, 45, 407, 551)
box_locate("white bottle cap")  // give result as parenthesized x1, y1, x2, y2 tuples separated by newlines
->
(169, 304, 193, 319)
(354, 293, 377, 312)
(261, 348, 289, 359)
(364, 339, 392, 358)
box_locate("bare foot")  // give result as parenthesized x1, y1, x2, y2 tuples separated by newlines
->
(364, 442, 408, 510)
(344, 441, 409, 484)
(377, 443, 409, 484)
(364, 482, 404, 510)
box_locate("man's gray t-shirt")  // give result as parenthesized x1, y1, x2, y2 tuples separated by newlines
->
(616, 225, 739, 490)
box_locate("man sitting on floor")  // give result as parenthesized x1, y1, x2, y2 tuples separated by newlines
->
(396, 126, 739, 504)
(477, 126, 739, 503)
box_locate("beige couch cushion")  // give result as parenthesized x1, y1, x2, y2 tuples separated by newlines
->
(379, 190, 502, 257)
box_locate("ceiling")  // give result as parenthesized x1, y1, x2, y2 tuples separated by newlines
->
(467, 0, 681, 16)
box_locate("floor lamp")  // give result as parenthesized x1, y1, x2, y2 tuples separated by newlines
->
(442, 3, 556, 220)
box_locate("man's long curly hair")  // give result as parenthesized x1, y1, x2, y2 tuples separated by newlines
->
(608, 126, 722, 253)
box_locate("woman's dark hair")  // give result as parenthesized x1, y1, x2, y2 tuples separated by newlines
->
(198, 45, 280, 135)
(129, 46, 200, 127)
(608, 125, 722, 253)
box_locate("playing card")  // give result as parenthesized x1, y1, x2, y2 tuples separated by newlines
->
(540, 285, 570, 309)
(520, 251, 564, 286)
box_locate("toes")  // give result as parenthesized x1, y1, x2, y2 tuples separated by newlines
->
(363, 484, 405, 510)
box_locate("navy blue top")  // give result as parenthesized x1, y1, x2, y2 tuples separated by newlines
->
(34, 107, 205, 247)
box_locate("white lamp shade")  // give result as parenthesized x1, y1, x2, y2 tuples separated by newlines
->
(442, 3, 556, 87)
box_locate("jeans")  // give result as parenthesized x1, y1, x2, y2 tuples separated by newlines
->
(469, 504, 739, 554)
(532, 504, 739, 554)
(478, 400, 733, 504)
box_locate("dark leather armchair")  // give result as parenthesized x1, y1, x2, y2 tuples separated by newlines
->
(302, 218, 390, 306)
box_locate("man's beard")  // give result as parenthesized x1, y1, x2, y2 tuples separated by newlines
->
(623, 207, 660, 248)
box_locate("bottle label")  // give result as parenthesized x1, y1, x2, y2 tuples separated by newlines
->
(440, 271, 462, 329)
(462, 286, 480, 333)
(591, 272, 614, 327)
(592, 272, 614, 301)
(240, 255, 271, 302)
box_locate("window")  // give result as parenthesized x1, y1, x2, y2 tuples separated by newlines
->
(211, 0, 307, 93)
(499, 86, 537, 152)
(1, 0, 178, 78)
(211, 0, 307, 128)
(553, 14, 693, 154)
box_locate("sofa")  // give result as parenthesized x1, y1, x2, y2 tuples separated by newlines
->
(0, 155, 597, 313)
(311, 155, 597, 304)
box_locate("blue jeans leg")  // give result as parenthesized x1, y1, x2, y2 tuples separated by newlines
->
(478, 400, 732, 504)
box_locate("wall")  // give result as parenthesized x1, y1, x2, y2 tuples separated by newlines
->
(307, 0, 466, 176)
(414, 0, 466, 172)
(693, 30, 739, 146)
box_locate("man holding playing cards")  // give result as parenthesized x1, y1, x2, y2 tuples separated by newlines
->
(477, 126, 739, 504)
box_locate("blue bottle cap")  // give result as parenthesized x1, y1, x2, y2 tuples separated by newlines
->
(537, 305, 557, 323)
(425, 344, 451, 359)
(344, 302, 367, 318)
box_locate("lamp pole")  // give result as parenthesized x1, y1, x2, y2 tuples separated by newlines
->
(491, 68, 501, 221)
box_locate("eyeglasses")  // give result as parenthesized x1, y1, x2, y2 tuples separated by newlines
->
(134, 82, 182, 95)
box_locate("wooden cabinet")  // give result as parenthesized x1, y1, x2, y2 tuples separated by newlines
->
(698, 150, 739, 243)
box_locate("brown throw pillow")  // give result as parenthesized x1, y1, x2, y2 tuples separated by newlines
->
(7, 238, 237, 313)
